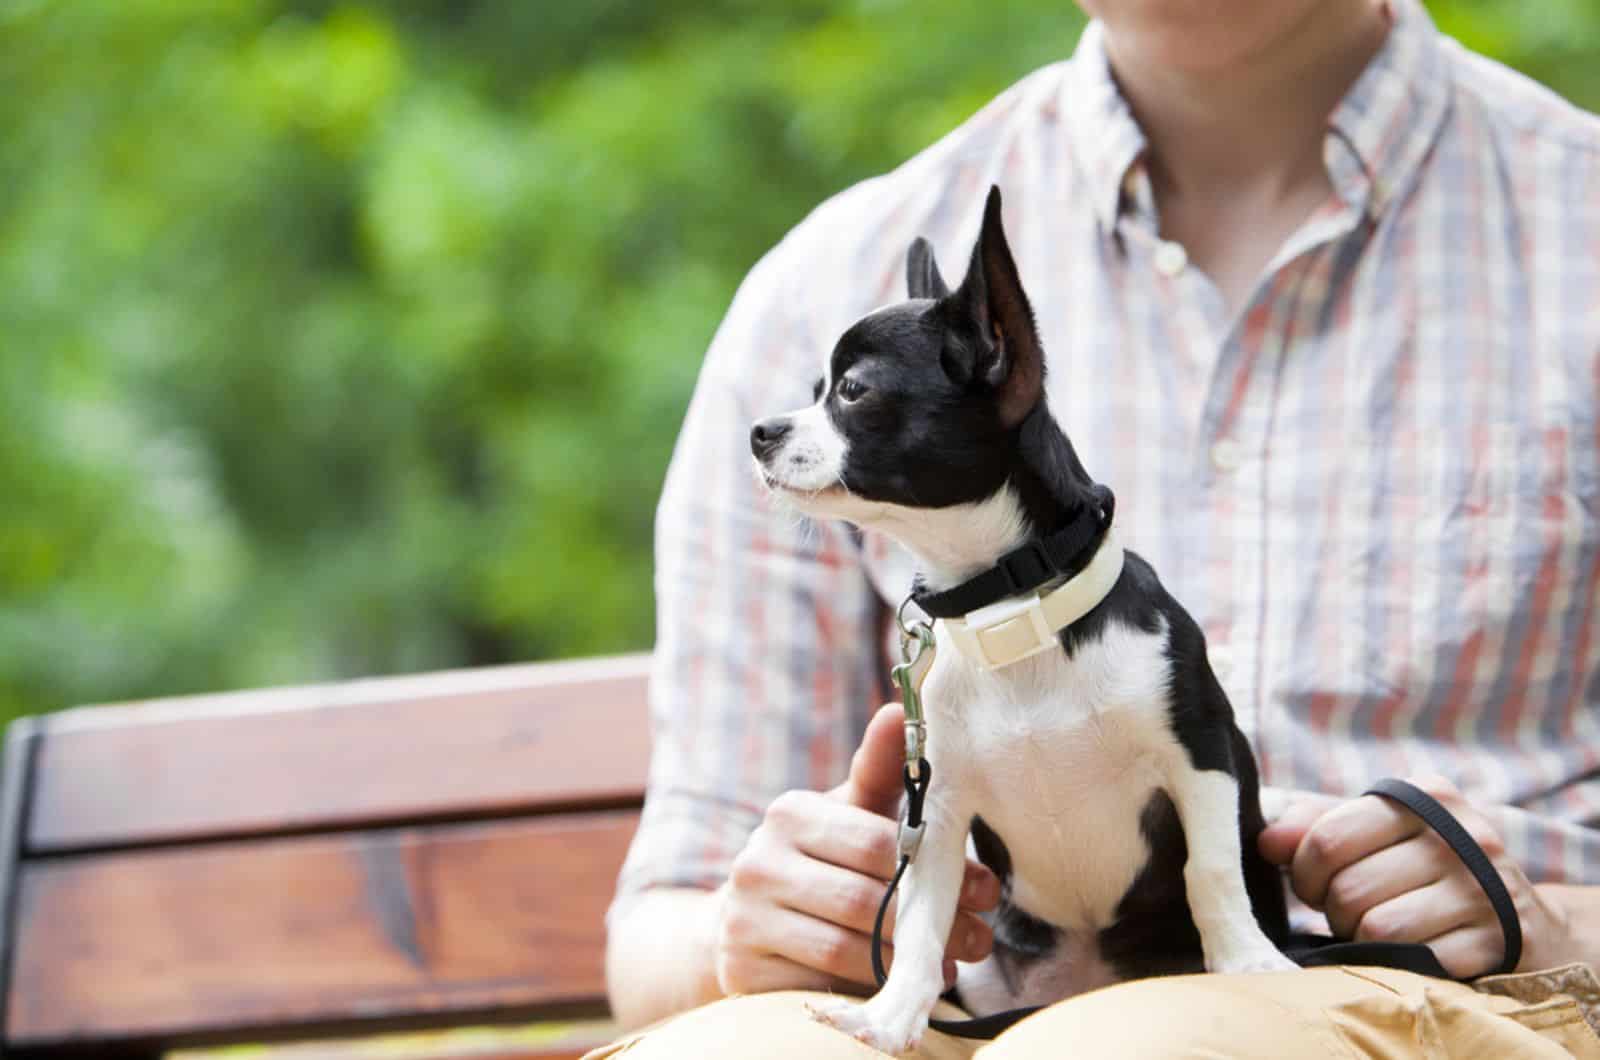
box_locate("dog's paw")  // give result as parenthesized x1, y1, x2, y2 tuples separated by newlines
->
(1212, 947, 1299, 975)
(807, 997, 928, 1056)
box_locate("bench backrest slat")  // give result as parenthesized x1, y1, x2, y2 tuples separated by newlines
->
(0, 655, 652, 1056)
(29, 656, 652, 853)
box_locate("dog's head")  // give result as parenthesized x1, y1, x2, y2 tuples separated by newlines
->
(751, 186, 1047, 530)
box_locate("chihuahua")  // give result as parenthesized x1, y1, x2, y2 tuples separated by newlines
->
(749, 187, 1293, 1054)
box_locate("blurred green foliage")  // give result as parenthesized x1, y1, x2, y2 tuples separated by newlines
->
(2, 1, 1597, 719)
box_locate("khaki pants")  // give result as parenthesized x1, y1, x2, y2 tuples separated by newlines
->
(590, 966, 1600, 1059)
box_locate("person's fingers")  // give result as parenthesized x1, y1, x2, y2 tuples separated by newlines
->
(771, 789, 901, 879)
(949, 910, 994, 963)
(713, 946, 866, 997)
(772, 850, 992, 962)
(1257, 794, 1340, 865)
(1419, 923, 1508, 980)
(729, 699, 1011, 995)
(771, 905, 884, 988)
(773, 848, 893, 935)
(1290, 794, 1426, 909)
(723, 897, 885, 988)
(1322, 834, 1446, 938)
(775, 791, 1002, 908)
(960, 859, 1002, 912)
(1349, 874, 1480, 946)
(837, 703, 908, 817)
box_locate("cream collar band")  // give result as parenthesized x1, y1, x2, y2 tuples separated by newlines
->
(936, 532, 1125, 670)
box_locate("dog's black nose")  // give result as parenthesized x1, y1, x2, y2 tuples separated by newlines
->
(750, 418, 791, 461)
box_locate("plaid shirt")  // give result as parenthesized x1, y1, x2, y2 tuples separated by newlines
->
(614, 0, 1600, 918)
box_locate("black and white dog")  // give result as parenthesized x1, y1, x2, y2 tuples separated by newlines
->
(750, 187, 1294, 1053)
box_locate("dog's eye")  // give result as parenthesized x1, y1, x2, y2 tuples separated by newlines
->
(836, 377, 868, 403)
(812, 377, 824, 402)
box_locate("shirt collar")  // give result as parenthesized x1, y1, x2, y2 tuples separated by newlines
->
(1061, 0, 1454, 233)
(1061, 19, 1146, 234)
(1324, 0, 1453, 218)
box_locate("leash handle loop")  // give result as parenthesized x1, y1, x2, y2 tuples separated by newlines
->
(1364, 778, 1523, 976)
(902, 760, 931, 830)
(896, 758, 933, 862)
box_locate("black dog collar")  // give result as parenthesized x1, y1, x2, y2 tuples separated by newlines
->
(911, 483, 1116, 620)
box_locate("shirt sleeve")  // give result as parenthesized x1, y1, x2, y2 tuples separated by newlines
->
(609, 230, 887, 916)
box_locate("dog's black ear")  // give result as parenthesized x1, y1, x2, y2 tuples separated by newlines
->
(949, 186, 1044, 428)
(906, 237, 950, 300)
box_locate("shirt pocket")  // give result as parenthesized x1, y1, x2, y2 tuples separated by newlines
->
(1287, 415, 1597, 768)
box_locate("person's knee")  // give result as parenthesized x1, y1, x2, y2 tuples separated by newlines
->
(586, 991, 834, 1059)
(974, 974, 1340, 1060)
(588, 990, 982, 1060)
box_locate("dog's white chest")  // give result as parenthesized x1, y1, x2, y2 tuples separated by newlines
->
(924, 618, 1181, 930)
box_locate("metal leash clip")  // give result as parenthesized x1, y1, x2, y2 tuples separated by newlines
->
(892, 600, 935, 780)
(892, 597, 936, 862)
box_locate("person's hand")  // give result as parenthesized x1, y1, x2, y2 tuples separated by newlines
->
(1258, 775, 1570, 977)
(712, 703, 1000, 996)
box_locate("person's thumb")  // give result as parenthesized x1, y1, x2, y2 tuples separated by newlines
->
(835, 703, 907, 818)
(1258, 795, 1337, 866)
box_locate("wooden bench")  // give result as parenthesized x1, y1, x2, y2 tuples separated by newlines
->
(0, 654, 653, 1059)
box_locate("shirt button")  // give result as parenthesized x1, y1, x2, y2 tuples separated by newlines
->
(1210, 438, 1243, 472)
(1153, 240, 1188, 277)
(1210, 646, 1235, 681)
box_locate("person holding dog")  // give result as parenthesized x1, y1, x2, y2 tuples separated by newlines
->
(597, 0, 1600, 1055)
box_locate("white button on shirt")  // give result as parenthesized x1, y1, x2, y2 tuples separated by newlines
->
(1210, 438, 1244, 473)
(1153, 240, 1188, 277)
(1210, 646, 1236, 682)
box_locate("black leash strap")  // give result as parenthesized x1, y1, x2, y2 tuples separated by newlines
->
(911, 485, 1115, 620)
(1364, 778, 1522, 976)
(1291, 779, 1522, 978)
(870, 854, 912, 989)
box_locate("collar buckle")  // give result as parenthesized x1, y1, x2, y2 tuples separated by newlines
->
(939, 532, 1126, 671)
(944, 591, 1060, 671)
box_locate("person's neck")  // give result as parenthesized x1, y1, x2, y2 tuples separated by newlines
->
(1106, 0, 1389, 204)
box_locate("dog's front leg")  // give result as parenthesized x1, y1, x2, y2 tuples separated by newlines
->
(1163, 752, 1297, 975)
(810, 789, 969, 1055)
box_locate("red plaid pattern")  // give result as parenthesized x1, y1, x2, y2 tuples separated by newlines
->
(614, 0, 1600, 917)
